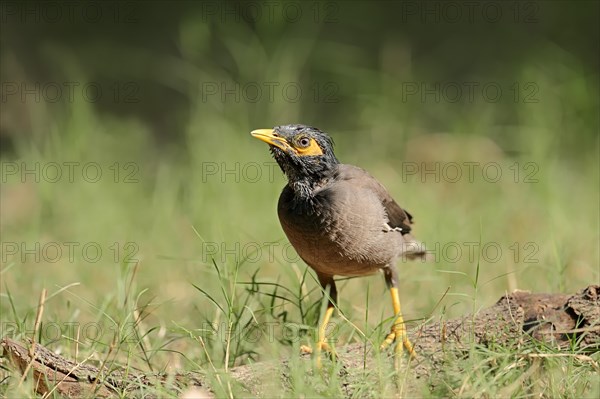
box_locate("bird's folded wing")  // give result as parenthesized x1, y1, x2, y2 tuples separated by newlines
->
(336, 164, 414, 233)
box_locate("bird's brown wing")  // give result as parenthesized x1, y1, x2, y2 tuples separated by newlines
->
(336, 164, 414, 234)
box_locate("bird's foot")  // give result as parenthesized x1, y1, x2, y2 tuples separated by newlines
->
(380, 324, 416, 359)
(300, 341, 334, 354)
(300, 341, 336, 368)
(300, 305, 337, 367)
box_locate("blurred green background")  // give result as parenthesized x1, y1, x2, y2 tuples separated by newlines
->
(1, 0, 598, 373)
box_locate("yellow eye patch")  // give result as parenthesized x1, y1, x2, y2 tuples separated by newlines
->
(294, 138, 323, 156)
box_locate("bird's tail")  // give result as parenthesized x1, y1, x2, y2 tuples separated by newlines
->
(400, 234, 428, 261)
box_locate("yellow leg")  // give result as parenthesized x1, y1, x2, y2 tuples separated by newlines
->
(300, 305, 335, 367)
(300, 274, 338, 367)
(380, 287, 416, 359)
(315, 306, 335, 366)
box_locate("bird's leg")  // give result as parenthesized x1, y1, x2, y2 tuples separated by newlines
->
(380, 267, 416, 361)
(300, 273, 337, 366)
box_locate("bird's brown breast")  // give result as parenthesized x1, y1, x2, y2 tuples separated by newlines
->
(277, 166, 404, 277)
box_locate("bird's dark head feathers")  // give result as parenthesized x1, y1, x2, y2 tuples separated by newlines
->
(251, 124, 339, 187)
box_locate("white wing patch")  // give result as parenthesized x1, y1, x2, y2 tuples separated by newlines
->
(382, 223, 402, 233)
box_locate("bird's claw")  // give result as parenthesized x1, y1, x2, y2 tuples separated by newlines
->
(300, 341, 336, 368)
(380, 327, 416, 359)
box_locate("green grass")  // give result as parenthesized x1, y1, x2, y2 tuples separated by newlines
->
(1, 20, 599, 397)
(1, 106, 597, 396)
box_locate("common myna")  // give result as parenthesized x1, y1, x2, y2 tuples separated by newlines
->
(251, 124, 426, 363)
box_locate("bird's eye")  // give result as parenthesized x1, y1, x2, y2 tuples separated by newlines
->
(298, 137, 310, 147)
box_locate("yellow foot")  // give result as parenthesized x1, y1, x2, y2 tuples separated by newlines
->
(381, 286, 416, 362)
(300, 341, 336, 368)
(300, 305, 337, 367)
(300, 341, 333, 355)
(380, 326, 416, 359)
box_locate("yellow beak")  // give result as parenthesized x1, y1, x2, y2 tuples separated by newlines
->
(250, 129, 291, 152)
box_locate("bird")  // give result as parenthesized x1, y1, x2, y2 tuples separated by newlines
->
(251, 124, 426, 365)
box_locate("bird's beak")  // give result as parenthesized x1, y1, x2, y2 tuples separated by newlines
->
(250, 129, 292, 152)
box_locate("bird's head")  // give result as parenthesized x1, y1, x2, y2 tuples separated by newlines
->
(251, 124, 339, 186)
